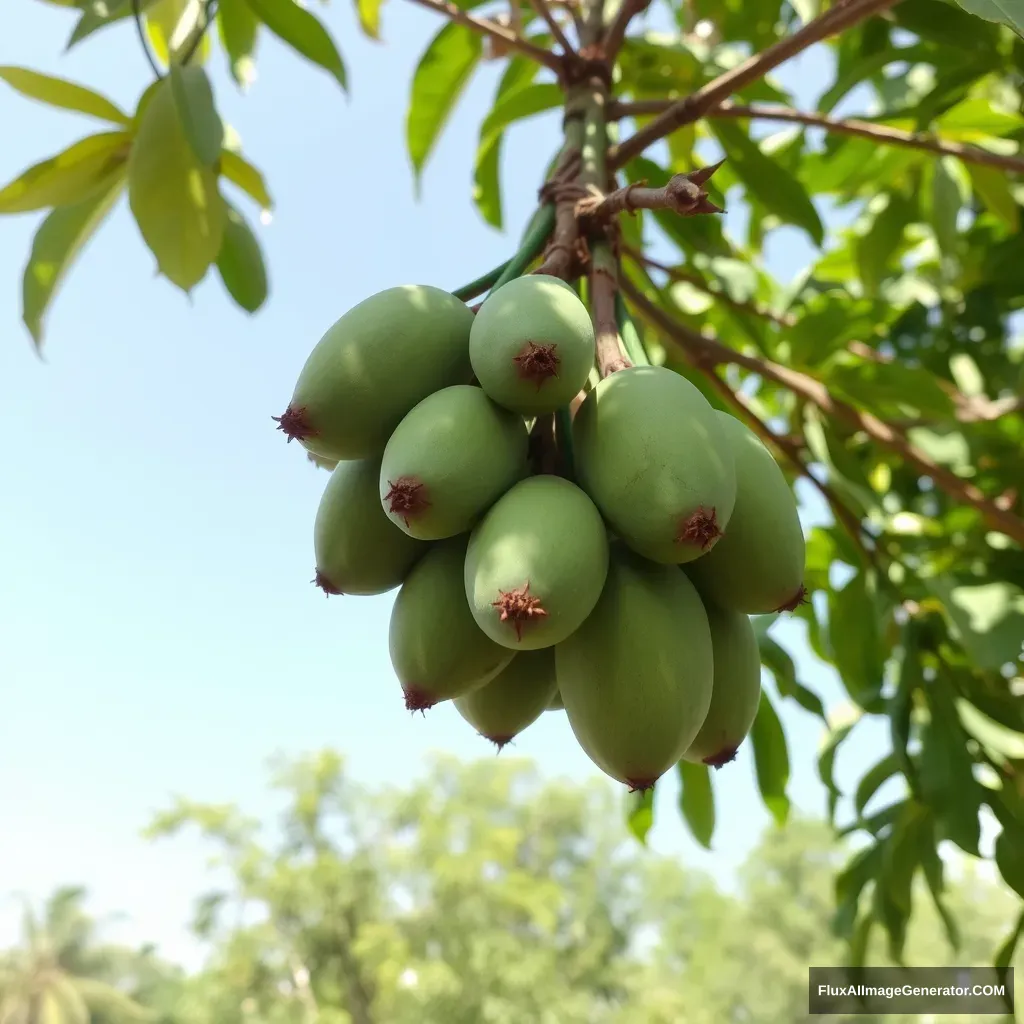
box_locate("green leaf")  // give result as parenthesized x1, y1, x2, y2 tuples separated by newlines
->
(919, 682, 982, 856)
(757, 634, 827, 720)
(856, 193, 912, 297)
(353, 0, 383, 38)
(0, 132, 130, 214)
(626, 786, 654, 844)
(929, 579, 1024, 669)
(0, 66, 130, 125)
(21, 170, 124, 349)
(854, 754, 900, 817)
(994, 828, 1024, 898)
(220, 150, 273, 211)
(918, 819, 961, 953)
(677, 760, 715, 849)
(242, 0, 346, 90)
(834, 841, 884, 939)
(67, 0, 152, 49)
(827, 572, 885, 709)
(710, 119, 824, 245)
(925, 156, 964, 259)
(146, 0, 208, 65)
(951, 0, 1024, 36)
(218, 0, 260, 89)
(407, 23, 481, 183)
(216, 201, 268, 313)
(890, 623, 920, 795)
(967, 163, 1020, 231)
(825, 356, 956, 420)
(169, 65, 223, 167)
(749, 691, 790, 825)
(819, 721, 856, 823)
(128, 76, 225, 291)
(956, 699, 1024, 759)
(994, 909, 1024, 1012)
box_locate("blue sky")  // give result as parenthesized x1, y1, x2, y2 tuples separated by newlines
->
(0, 1, 939, 968)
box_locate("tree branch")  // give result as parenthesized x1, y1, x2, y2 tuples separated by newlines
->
(624, 246, 796, 327)
(534, 137, 586, 278)
(602, 0, 650, 61)
(576, 160, 725, 219)
(403, 0, 563, 71)
(620, 278, 1024, 545)
(607, 0, 901, 169)
(529, 0, 577, 56)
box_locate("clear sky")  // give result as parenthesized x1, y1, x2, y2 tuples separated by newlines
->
(0, 2, 935, 969)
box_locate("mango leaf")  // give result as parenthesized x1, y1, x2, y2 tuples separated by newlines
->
(242, 0, 346, 90)
(994, 828, 1024, 898)
(169, 65, 223, 167)
(677, 760, 715, 849)
(353, 0, 383, 39)
(217, 0, 260, 89)
(827, 571, 886, 709)
(216, 201, 268, 313)
(0, 66, 129, 125)
(994, 909, 1024, 1012)
(749, 691, 790, 825)
(819, 721, 856, 823)
(854, 753, 901, 817)
(919, 681, 982, 856)
(890, 623, 920, 795)
(876, 802, 927, 962)
(929, 579, 1024, 669)
(956, 699, 1024, 760)
(824, 357, 956, 420)
(626, 786, 654, 844)
(220, 150, 273, 211)
(0, 132, 130, 214)
(407, 23, 481, 184)
(757, 634, 827, 720)
(834, 841, 884, 939)
(128, 77, 225, 291)
(856, 193, 912, 297)
(709, 119, 824, 245)
(21, 172, 125, 349)
(917, 819, 961, 953)
(146, 0, 209, 65)
(952, 0, 1024, 36)
(67, 0, 156, 48)
(925, 156, 965, 260)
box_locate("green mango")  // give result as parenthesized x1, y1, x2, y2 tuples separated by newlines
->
(312, 457, 428, 596)
(687, 412, 806, 614)
(455, 649, 558, 748)
(572, 365, 736, 565)
(379, 385, 528, 540)
(389, 536, 514, 711)
(275, 285, 474, 461)
(556, 545, 713, 791)
(465, 475, 609, 650)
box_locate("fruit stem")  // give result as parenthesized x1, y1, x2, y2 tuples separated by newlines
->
(490, 203, 557, 293)
(452, 258, 513, 301)
(615, 292, 649, 365)
(555, 406, 576, 479)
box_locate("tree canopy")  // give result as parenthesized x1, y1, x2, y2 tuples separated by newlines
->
(3, 0, 1024, 984)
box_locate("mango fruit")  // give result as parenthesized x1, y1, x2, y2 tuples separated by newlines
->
(464, 475, 609, 650)
(469, 274, 595, 416)
(389, 536, 514, 710)
(313, 457, 428, 596)
(275, 285, 474, 462)
(572, 365, 736, 565)
(379, 385, 528, 540)
(454, 649, 558, 748)
(687, 412, 805, 613)
(546, 690, 564, 711)
(556, 545, 713, 790)
(680, 601, 762, 766)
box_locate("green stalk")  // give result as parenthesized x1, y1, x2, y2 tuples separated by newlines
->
(555, 406, 576, 479)
(491, 202, 557, 293)
(616, 292, 649, 365)
(452, 259, 512, 302)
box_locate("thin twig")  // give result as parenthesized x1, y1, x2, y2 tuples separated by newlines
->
(602, 0, 650, 60)
(624, 246, 795, 327)
(577, 160, 725, 218)
(403, 0, 563, 71)
(132, 0, 164, 80)
(529, 0, 577, 56)
(534, 145, 586, 278)
(181, 0, 219, 65)
(608, 0, 901, 168)
(620, 278, 1024, 544)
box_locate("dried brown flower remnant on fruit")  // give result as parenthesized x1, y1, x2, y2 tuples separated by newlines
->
(384, 477, 430, 526)
(775, 584, 808, 613)
(272, 405, 314, 442)
(312, 569, 343, 596)
(627, 778, 657, 793)
(513, 341, 561, 387)
(403, 687, 437, 713)
(677, 506, 721, 550)
(704, 748, 738, 768)
(491, 581, 549, 641)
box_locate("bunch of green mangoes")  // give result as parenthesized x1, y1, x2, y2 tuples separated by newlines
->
(276, 274, 806, 791)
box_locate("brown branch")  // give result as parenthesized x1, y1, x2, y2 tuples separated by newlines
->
(403, 0, 563, 71)
(607, 0, 901, 169)
(708, 102, 1024, 176)
(625, 247, 795, 328)
(592, 251, 630, 375)
(576, 160, 725, 219)
(602, 0, 650, 61)
(620, 278, 1024, 545)
(534, 146, 586, 278)
(529, 0, 577, 56)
